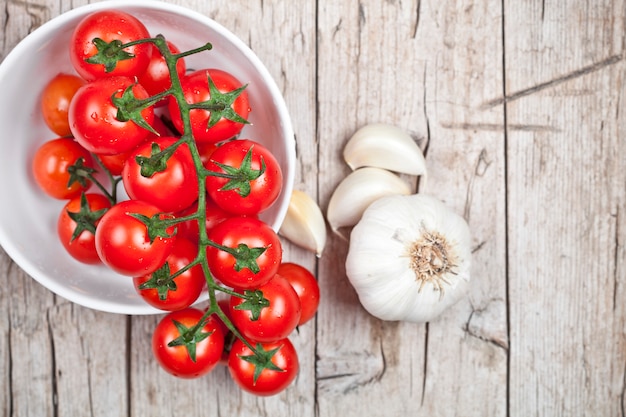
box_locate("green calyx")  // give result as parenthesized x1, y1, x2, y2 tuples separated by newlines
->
(66, 193, 108, 242)
(85, 38, 135, 72)
(167, 319, 213, 363)
(239, 343, 285, 383)
(211, 146, 265, 197)
(111, 85, 159, 136)
(234, 289, 270, 321)
(137, 263, 176, 301)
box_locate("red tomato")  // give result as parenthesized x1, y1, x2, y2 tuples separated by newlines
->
(175, 197, 233, 244)
(95, 116, 173, 175)
(70, 10, 152, 81)
(95, 200, 176, 276)
(168, 69, 250, 144)
(152, 308, 224, 378)
(205, 139, 283, 216)
(229, 274, 301, 342)
(137, 40, 186, 101)
(32, 138, 93, 199)
(276, 263, 320, 325)
(197, 142, 219, 168)
(40, 73, 85, 136)
(228, 337, 299, 396)
(133, 237, 205, 311)
(69, 76, 155, 155)
(57, 193, 111, 264)
(95, 150, 132, 176)
(206, 217, 282, 289)
(122, 137, 199, 213)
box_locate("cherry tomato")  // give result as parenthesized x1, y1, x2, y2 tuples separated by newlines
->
(133, 237, 205, 311)
(70, 10, 152, 81)
(175, 197, 233, 244)
(40, 73, 85, 136)
(137, 40, 186, 102)
(205, 139, 283, 216)
(276, 263, 320, 325)
(152, 308, 224, 378)
(228, 337, 299, 396)
(32, 138, 93, 199)
(57, 193, 111, 264)
(229, 274, 301, 342)
(95, 199, 176, 276)
(95, 116, 173, 175)
(122, 137, 199, 213)
(197, 142, 219, 169)
(69, 76, 155, 155)
(168, 69, 250, 144)
(206, 217, 282, 289)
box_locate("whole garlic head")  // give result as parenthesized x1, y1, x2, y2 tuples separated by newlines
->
(345, 193, 471, 323)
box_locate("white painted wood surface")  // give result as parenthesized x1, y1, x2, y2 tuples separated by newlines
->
(0, 0, 624, 416)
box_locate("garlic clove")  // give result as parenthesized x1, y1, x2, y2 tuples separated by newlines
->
(326, 167, 412, 238)
(279, 190, 327, 257)
(343, 123, 427, 176)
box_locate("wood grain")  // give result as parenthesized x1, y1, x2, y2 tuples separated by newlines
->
(0, 0, 625, 416)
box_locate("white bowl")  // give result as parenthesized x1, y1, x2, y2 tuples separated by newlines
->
(0, 0, 295, 314)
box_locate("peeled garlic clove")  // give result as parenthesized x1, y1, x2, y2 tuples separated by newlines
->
(327, 167, 412, 238)
(343, 123, 427, 176)
(279, 190, 327, 257)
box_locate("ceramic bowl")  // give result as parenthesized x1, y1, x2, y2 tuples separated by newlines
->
(0, 0, 295, 314)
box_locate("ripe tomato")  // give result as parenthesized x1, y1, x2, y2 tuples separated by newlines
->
(276, 263, 320, 325)
(57, 193, 111, 264)
(32, 138, 93, 199)
(137, 40, 186, 101)
(95, 116, 173, 175)
(152, 308, 224, 378)
(133, 237, 205, 312)
(70, 10, 152, 81)
(122, 137, 199, 213)
(40, 73, 85, 136)
(69, 76, 155, 155)
(206, 217, 282, 289)
(175, 197, 233, 244)
(95, 200, 176, 276)
(205, 139, 283, 216)
(168, 69, 250, 144)
(229, 274, 301, 342)
(228, 337, 299, 396)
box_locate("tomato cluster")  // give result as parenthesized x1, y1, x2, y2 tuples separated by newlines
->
(31, 9, 319, 396)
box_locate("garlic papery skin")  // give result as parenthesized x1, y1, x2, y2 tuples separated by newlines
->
(326, 167, 412, 238)
(343, 123, 427, 176)
(279, 190, 327, 256)
(345, 193, 471, 323)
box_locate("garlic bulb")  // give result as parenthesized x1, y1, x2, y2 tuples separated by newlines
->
(326, 167, 412, 238)
(345, 193, 471, 323)
(343, 123, 427, 176)
(279, 190, 327, 256)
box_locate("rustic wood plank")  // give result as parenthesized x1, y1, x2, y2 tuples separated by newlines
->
(315, 0, 507, 416)
(504, 1, 626, 415)
(48, 303, 129, 417)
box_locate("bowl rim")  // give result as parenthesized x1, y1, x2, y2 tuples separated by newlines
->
(0, 0, 296, 315)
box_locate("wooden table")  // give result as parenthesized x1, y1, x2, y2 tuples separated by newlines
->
(1, 0, 625, 415)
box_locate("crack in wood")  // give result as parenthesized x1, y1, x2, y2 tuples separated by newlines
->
(464, 303, 509, 350)
(412, 0, 421, 39)
(441, 122, 560, 132)
(421, 322, 428, 406)
(482, 54, 624, 109)
(613, 205, 620, 312)
(46, 308, 59, 417)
